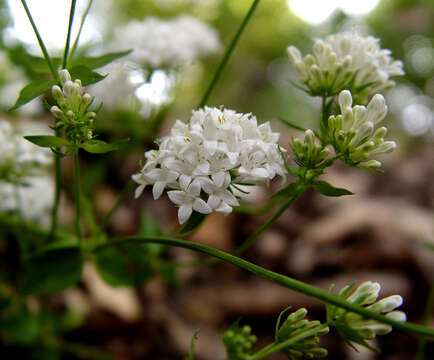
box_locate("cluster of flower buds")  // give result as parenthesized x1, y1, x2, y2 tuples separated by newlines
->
(287, 32, 404, 102)
(223, 324, 257, 360)
(50, 69, 97, 142)
(328, 90, 396, 170)
(291, 129, 331, 169)
(277, 308, 329, 359)
(133, 107, 287, 224)
(329, 281, 406, 343)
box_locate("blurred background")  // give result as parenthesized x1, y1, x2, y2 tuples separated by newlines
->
(0, 0, 433, 359)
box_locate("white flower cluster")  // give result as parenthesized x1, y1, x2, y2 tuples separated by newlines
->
(0, 119, 52, 182)
(111, 15, 221, 68)
(0, 119, 53, 225)
(0, 176, 54, 227)
(336, 281, 406, 340)
(287, 32, 404, 101)
(133, 107, 287, 224)
(328, 90, 396, 170)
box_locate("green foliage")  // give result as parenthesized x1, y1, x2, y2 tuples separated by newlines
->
(271, 181, 300, 199)
(311, 181, 353, 197)
(9, 79, 55, 111)
(24, 135, 72, 148)
(68, 65, 106, 86)
(79, 138, 129, 154)
(94, 243, 154, 286)
(18, 246, 83, 295)
(71, 50, 132, 70)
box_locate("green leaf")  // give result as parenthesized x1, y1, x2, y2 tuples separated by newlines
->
(180, 211, 207, 234)
(79, 139, 129, 154)
(185, 329, 200, 360)
(69, 65, 106, 86)
(71, 50, 132, 70)
(312, 181, 354, 197)
(94, 243, 154, 287)
(279, 117, 307, 132)
(24, 135, 71, 148)
(9, 79, 55, 111)
(19, 247, 83, 295)
(271, 182, 299, 199)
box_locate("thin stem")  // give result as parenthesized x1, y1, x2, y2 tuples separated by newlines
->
(92, 236, 434, 338)
(20, 0, 59, 82)
(416, 283, 434, 359)
(73, 148, 82, 245)
(68, 0, 93, 66)
(101, 180, 135, 230)
(62, 0, 77, 69)
(198, 0, 262, 108)
(178, 182, 306, 267)
(249, 324, 328, 360)
(49, 144, 62, 241)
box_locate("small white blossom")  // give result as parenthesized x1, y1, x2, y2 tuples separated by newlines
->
(110, 15, 221, 68)
(328, 90, 396, 170)
(133, 107, 287, 224)
(287, 32, 404, 101)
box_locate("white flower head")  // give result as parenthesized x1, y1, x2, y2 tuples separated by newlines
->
(0, 119, 52, 183)
(287, 32, 404, 102)
(133, 107, 287, 224)
(328, 90, 396, 170)
(110, 15, 221, 69)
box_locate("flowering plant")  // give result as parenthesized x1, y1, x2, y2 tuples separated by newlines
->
(0, 1, 432, 359)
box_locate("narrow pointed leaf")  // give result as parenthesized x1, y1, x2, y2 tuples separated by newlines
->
(79, 139, 129, 154)
(9, 79, 55, 111)
(279, 117, 307, 132)
(312, 181, 354, 197)
(24, 135, 72, 148)
(69, 65, 106, 86)
(71, 50, 132, 69)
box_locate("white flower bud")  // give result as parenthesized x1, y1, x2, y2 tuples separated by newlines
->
(366, 94, 387, 124)
(59, 69, 71, 84)
(359, 160, 382, 170)
(50, 105, 64, 119)
(338, 90, 353, 112)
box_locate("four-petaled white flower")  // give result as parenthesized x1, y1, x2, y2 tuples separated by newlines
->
(167, 179, 212, 224)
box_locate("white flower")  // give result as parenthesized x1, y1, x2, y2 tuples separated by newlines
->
(167, 179, 212, 224)
(133, 107, 287, 224)
(287, 32, 404, 101)
(0, 119, 52, 183)
(110, 15, 221, 69)
(0, 175, 54, 227)
(328, 90, 396, 169)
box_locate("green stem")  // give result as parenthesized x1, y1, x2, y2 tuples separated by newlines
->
(101, 180, 135, 230)
(416, 283, 434, 359)
(73, 148, 82, 245)
(249, 324, 328, 360)
(68, 0, 93, 66)
(178, 181, 306, 267)
(49, 148, 62, 241)
(62, 0, 77, 69)
(198, 0, 262, 108)
(92, 236, 434, 338)
(20, 0, 59, 82)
